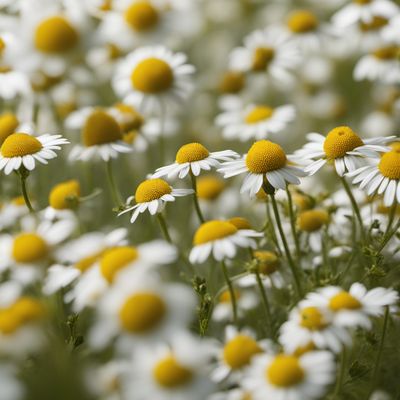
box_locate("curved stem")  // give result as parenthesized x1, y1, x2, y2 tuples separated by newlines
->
(106, 160, 123, 208)
(377, 218, 400, 253)
(190, 172, 205, 223)
(156, 213, 172, 243)
(19, 172, 34, 213)
(221, 260, 238, 325)
(255, 269, 273, 337)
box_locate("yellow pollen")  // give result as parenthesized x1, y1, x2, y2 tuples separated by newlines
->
(297, 209, 330, 232)
(153, 355, 193, 388)
(196, 176, 225, 200)
(135, 178, 172, 203)
(252, 47, 275, 71)
(12, 233, 48, 263)
(390, 141, 400, 151)
(34, 16, 78, 54)
(218, 71, 245, 94)
(1, 133, 42, 158)
(223, 335, 263, 369)
(287, 10, 319, 33)
(119, 292, 166, 333)
(124, 1, 159, 32)
(175, 142, 209, 164)
(267, 355, 305, 387)
(49, 180, 80, 210)
(114, 103, 144, 132)
(359, 16, 388, 31)
(193, 220, 238, 245)
(83, 110, 122, 147)
(131, 58, 174, 94)
(253, 250, 280, 275)
(219, 289, 241, 303)
(245, 106, 274, 124)
(100, 246, 138, 283)
(300, 307, 326, 330)
(329, 291, 361, 311)
(372, 46, 399, 60)
(378, 150, 400, 179)
(228, 217, 251, 230)
(0, 113, 19, 145)
(323, 126, 363, 160)
(245, 140, 287, 174)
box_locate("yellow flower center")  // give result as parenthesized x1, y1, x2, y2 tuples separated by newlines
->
(353, 0, 371, 4)
(135, 178, 172, 203)
(123, 130, 138, 144)
(49, 180, 80, 210)
(0, 113, 19, 145)
(124, 1, 159, 32)
(196, 176, 225, 200)
(82, 110, 122, 147)
(119, 292, 166, 333)
(0, 310, 20, 334)
(114, 103, 144, 132)
(131, 58, 174, 94)
(100, 246, 138, 283)
(323, 126, 363, 160)
(193, 220, 238, 245)
(218, 71, 245, 94)
(300, 306, 326, 330)
(223, 335, 263, 369)
(75, 252, 104, 272)
(287, 10, 319, 33)
(378, 150, 400, 179)
(245, 106, 274, 124)
(0, 37, 5, 55)
(253, 250, 280, 275)
(175, 142, 210, 164)
(329, 291, 361, 311)
(12, 196, 25, 206)
(228, 217, 251, 230)
(390, 141, 400, 151)
(1, 133, 42, 158)
(267, 355, 305, 387)
(245, 140, 287, 174)
(252, 47, 275, 71)
(219, 289, 241, 303)
(12, 233, 48, 263)
(359, 16, 388, 31)
(292, 192, 313, 211)
(297, 209, 330, 232)
(293, 341, 316, 357)
(372, 46, 399, 60)
(153, 355, 193, 388)
(34, 16, 78, 54)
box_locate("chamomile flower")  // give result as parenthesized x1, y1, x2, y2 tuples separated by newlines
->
(297, 209, 330, 252)
(292, 126, 392, 177)
(0, 196, 29, 230)
(118, 178, 193, 223)
(0, 111, 33, 146)
(0, 132, 68, 175)
(303, 283, 398, 329)
(189, 220, 262, 263)
(218, 140, 306, 197)
(113, 45, 195, 114)
(153, 142, 238, 179)
(216, 102, 296, 141)
(243, 350, 335, 400)
(382, 14, 400, 44)
(66, 107, 132, 162)
(348, 148, 400, 206)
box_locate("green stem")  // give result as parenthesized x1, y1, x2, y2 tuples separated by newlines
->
(264, 201, 282, 256)
(190, 172, 205, 223)
(384, 203, 397, 237)
(286, 187, 301, 261)
(255, 269, 273, 337)
(156, 213, 172, 243)
(19, 172, 34, 213)
(105, 160, 123, 208)
(221, 260, 238, 325)
(377, 217, 400, 253)
(333, 347, 347, 398)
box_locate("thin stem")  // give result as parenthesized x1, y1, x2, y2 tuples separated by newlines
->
(255, 269, 273, 337)
(269, 193, 303, 297)
(333, 347, 347, 398)
(263, 201, 282, 256)
(221, 260, 238, 325)
(377, 217, 400, 253)
(190, 172, 205, 223)
(105, 160, 123, 208)
(286, 187, 301, 261)
(19, 172, 34, 212)
(158, 102, 166, 165)
(156, 213, 172, 243)
(384, 203, 397, 237)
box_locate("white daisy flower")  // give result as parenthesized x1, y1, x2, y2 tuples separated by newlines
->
(153, 142, 238, 179)
(291, 126, 393, 177)
(0, 196, 29, 230)
(382, 14, 400, 44)
(229, 27, 301, 86)
(216, 102, 296, 141)
(113, 45, 195, 114)
(218, 140, 306, 197)
(348, 148, 400, 206)
(0, 132, 68, 175)
(66, 107, 132, 162)
(0, 364, 25, 400)
(242, 350, 335, 400)
(303, 283, 398, 329)
(189, 220, 262, 263)
(332, 0, 399, 28)
(118, 178, 193, 223)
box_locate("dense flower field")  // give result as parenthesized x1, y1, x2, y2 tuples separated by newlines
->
(0, 0, 400, 399)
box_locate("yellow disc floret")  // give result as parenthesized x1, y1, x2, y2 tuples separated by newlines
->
(0, 113, 19, 145)
(34, 16, 78, 54)
(378, 150, 400, 180)
(100, 246, 138, 283)
(245, 106, 274, 124)
(12, 233, 48, 263)
(49, 180, 80, 210)
(372, 46, 399, 60)
(82, 110, 122, 147)
(252, 47, 275, 71)
(245, 140, 287, 174)
(135, 178, 172, 203)
(223, 335, 263, 369)
(218, 71, 245, 94)
(253, 250, 280, 275)
(124, 1, 159, 32)
(196, 176, 225, 200)
(153, 355, 193, 388)
(267, 355, 305, 387)
(228, 217, 252, 230)
(1, 133, 42, 158)
(297, 209, 330, 232)
(323, 126, 363, 160)
(219, 289, 241, 303)
(114, 103, 144, 132)
(175, 142, 209, 164)
(193, 220, 237, 245)
(287, 10, 319, 33)
(131, 58, 174, 93)
(329, 291, 361, 311)
(119, 292, 166, 333)
(300, 307, 326, 330)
